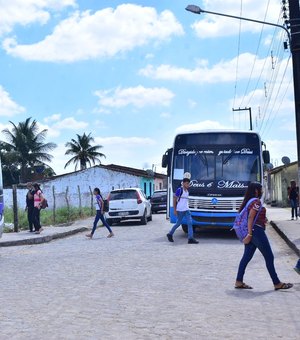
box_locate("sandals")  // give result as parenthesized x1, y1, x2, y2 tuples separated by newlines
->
(274, 282, 293, 291)
(235, 283, 253, 289)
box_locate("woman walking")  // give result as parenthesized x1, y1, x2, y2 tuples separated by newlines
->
(288, 180, 298, 220)
(86, 188, 114, 239)
(235, 182, 293, 290)
(32, 183, 45, 234)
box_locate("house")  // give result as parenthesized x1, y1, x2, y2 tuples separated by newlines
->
(4, 164, 167, 209)
(267, 161, 298, 207)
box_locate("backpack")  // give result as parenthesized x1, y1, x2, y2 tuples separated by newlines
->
(98, 194, 109, 213)
(176, 187, 184, 202)
(103, 198, 109, 213)
(40, 199, 48, 209)
(232, 198, 262, 242)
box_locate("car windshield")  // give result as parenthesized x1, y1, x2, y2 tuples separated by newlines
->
(152, 191, 167, 198)
(109, 190, 137, 200)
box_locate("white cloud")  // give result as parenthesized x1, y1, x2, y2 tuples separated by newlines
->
(160, 112, 171, 119)
(266, 139, 297, 166)
(94, 85, 174, 109)
(175, 120, 231, 133)
(0, 0, 76, 36)
(190, 0, 282, 38)
(52, 117, 89, 130)
(139, 53, 267, 83)
(3, 4, 184, 62)
(188, 99, 197, 109)
(37, 116, 89, 139)
(44, 113, 61, 123)
(0, 85, 25, 117)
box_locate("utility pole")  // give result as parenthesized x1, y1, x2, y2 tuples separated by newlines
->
(288, 0, 300, 182)
(232, 107, 252, 130)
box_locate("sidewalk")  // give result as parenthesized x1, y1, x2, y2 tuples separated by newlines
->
(0, 217, 93, 247)
(268, 206, 300, 257)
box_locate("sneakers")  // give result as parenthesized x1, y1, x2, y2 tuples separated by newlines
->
(107, 232, 114, 238)
(188, 238, 199, 244)
(166, 233, 174, 242)
(294, 267, 300, 275)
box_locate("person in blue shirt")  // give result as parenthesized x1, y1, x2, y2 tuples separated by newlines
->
(166, 177, 198, 244)
(86, 188, 114, 239)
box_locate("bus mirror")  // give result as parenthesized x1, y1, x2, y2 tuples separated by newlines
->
(262, 150, 270, 164)
(162, 154, 168, 168)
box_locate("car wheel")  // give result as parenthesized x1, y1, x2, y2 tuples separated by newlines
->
(148, 210, 152, 222)
(106, 219, 113, 226)
(182, 224, 188, 233)
(140, 210, 147, 225)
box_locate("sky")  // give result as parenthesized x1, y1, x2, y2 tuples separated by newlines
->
(0, 0, 296, 175)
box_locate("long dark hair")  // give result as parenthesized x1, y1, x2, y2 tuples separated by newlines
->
(239, 182, 262, 212)
(33, 183, 42, 192)
(94, 187, 100, 195)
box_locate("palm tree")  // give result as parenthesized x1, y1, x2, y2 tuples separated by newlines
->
(1, 117, 57, 182)
(64, 133, 106, 171)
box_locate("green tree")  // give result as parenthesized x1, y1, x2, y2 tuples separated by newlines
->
(1, 117, 57, 183)
(64, 133, 106, 171)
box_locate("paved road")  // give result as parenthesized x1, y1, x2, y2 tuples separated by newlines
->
(0, 213, 299, 339)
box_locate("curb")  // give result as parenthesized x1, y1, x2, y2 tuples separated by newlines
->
(0, 227, 89, 247)
(270, 221, 300, 257)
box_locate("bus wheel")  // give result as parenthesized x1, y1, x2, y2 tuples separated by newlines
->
(182, 224, 188, 233)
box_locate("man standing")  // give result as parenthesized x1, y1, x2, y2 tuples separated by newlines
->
(25, 182, 35, 232)
(166, 176, 198, 244)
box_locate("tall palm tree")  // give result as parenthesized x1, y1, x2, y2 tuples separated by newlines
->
(64, 133, 106, 171)
(1, 117, 57, 182)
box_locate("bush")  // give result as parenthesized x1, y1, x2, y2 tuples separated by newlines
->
(4, 207, 94, 231)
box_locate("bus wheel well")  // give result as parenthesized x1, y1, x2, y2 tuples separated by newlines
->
(182, 224, 188, 233)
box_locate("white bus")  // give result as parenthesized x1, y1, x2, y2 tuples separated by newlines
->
(0, 157, 3, 238)
(162, 130, 269, 232)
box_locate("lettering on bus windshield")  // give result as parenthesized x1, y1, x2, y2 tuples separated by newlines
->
(178, 149, 214, 156)
(177, 148, 254, 156)
(189, 180, 248, 189)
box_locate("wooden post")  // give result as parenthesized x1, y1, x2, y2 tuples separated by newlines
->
(77, 185, 82, 217)
(65, 186, 70, 221)
(12, 185, 19, 232)
(89, 186, 93, 216)
(52, 185, 56, 224)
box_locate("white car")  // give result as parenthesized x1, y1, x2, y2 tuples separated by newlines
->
(105, 188, 152, 225)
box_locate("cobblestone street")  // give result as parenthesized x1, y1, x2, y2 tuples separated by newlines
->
(1, 213, 299, 339)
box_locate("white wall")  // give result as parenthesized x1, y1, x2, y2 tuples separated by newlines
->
(4, 167, 142, 210)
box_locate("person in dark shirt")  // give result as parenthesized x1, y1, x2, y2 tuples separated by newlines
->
(235, 182, 293, 290)
(288, 180, 298, 220)
(25, 182, 35, 232)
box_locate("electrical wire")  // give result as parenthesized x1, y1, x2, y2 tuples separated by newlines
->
(232, 0, 243, 129)
(239, 0, 271, 108)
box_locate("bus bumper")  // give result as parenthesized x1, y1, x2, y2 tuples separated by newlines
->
(170, 208, 237, 228)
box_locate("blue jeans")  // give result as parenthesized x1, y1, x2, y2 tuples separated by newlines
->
(290, 199, 298, 218)
(295, 259, 300, 269)
(169, 210, 194, 240)
(91, 211, 112, 235)
(236, 225, 280, 285)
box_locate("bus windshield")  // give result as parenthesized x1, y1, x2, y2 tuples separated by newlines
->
(172, 132, 262, 195)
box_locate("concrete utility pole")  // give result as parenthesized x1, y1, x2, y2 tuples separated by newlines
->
(232, 107, 252, 130)
(288, 0, 300, 182)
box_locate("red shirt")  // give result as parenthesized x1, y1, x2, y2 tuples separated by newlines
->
(248, 199, 266, 228)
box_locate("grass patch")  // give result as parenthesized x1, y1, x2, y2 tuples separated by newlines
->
(4, 207, 94, 231)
